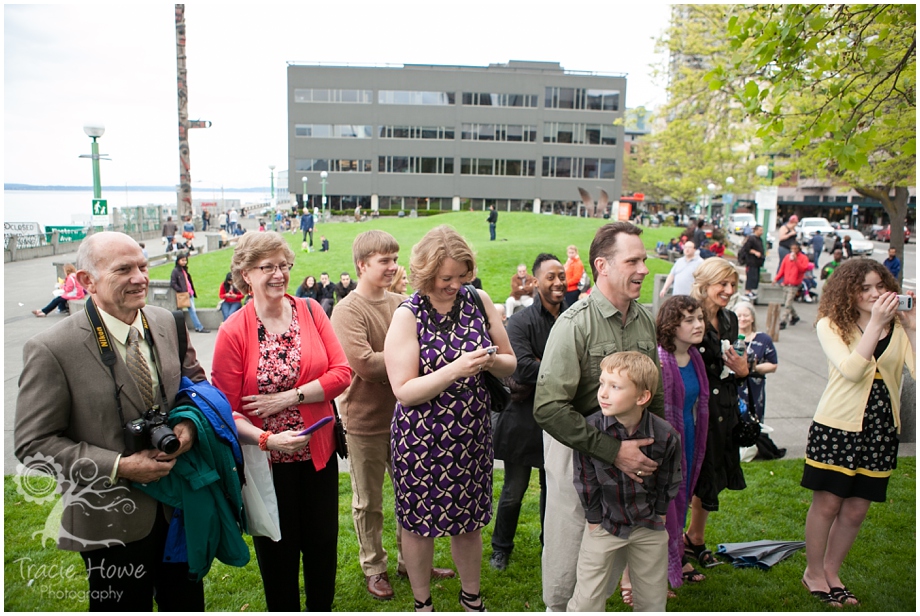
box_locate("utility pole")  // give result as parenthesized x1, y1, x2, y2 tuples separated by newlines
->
(175, 5, 210, 221)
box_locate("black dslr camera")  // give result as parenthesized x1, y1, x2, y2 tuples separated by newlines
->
(124, 408, 180, 455)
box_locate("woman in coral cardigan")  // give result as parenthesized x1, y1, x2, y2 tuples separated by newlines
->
(211, 232, 350, 612)
(801, 259, 915, 607)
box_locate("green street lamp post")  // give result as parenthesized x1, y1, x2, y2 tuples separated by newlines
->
(320, 170, 328, 221)
(269, 164, 276, 202)
(79, 123, 110, 231)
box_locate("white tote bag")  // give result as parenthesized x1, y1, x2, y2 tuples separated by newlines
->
(241, 443, 282, 542)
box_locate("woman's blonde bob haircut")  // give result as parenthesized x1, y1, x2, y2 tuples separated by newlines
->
(691, 258, 739, 319)
(409, 225, 476, 295)
(230, 231, 296, 295)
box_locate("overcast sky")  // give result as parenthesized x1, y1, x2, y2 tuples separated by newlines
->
(4, 2, 672, 190)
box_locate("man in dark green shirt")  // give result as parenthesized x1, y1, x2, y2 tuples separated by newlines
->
(534, 222, 664, 611)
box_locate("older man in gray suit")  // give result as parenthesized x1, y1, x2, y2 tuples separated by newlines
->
(15, 232, 207, 611)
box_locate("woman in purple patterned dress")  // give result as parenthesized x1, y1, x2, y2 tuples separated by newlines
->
(385, 226, 516, 612)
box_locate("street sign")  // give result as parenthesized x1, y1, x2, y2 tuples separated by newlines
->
(92, 198, 108, 227)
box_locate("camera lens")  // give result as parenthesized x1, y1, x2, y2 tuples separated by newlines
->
(149, 424, 180, 455)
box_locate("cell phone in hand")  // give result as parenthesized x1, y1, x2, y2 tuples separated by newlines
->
(297, 416, 334, 436)
(897, 294, 914, 311)
(486, 346, 497, 355)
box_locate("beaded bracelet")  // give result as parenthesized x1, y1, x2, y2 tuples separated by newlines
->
(258, 430, 273, 452)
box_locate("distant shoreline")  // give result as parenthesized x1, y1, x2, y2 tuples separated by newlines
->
(5, 184, 270, 192)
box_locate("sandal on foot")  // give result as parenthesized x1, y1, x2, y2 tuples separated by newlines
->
(459, 589, 486, 612)
(682, 565, 706, 583)
(414, 596, 433, 611)
(829, 586, 859, 606)
(683, 533, 722, 568)
(667, 589, 678, 599)
(802, 579, 842, 607)
(620, 587, 633, 607)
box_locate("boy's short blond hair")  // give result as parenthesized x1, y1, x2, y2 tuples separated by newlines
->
(599, 351, 659, 407)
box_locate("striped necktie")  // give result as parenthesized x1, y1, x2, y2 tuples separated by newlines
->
(126, 327, 155, 410)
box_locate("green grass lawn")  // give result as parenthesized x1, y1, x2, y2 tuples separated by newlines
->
(4, 458, 914, 611)
(150, 212, 685, 308)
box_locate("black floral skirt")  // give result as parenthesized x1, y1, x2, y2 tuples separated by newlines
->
(801, 380, 898, 502)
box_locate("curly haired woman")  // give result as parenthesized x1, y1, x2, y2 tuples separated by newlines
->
(800, 259, 915, 607)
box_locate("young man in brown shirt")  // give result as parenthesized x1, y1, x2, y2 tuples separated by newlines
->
(330, 230, 454, 600)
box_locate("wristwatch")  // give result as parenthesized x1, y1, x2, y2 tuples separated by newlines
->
(296, 386, 305, 404)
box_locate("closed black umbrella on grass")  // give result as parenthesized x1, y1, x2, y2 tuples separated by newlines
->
(716, 540, 806, 569)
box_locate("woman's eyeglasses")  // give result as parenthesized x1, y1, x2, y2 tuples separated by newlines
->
(254, 263, 293, 275)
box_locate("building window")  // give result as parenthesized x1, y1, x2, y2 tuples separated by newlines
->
(545, 87, 620, 111)
(378, 90, 455, 105)
(378, 156, 454, 174)
(294, 88, 373, 103)
(378, 125, 455, 139)
(295, 159, 372, 172)
(460, 158, 535, 176)
(461, 123, 537, 142)
(295, 124, 373, 138)
(544, 122, 617, 145)
(542, 157, 616, 179)
(461, 92, 538, 107)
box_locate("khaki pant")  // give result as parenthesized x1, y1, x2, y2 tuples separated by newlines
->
(567, 524, 668, 612)
(347, 432, 404, 576)
(542, 432, 615, 611)
(781, 284, 799, 324)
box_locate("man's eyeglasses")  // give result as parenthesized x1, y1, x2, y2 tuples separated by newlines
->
(254, 263, 293, 275)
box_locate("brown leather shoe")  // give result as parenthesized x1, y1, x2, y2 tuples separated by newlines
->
(396, 566, 456, 580)
(366, 572, 394, 600)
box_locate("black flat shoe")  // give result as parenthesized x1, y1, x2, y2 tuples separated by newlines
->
(802, 579, 842, 607)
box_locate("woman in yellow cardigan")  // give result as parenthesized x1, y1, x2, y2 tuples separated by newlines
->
(801, 259, 915, 607)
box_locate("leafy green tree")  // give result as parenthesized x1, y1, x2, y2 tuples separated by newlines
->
(629, 5, 762, 216)
(708, 4, 916, 263)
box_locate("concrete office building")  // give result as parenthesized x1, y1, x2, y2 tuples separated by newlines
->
(287, 61, 626, 215)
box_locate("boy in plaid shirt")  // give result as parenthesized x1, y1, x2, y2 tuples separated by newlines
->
(568, 352, 682, 612)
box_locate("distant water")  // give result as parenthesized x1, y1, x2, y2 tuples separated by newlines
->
(4, 189, 271, 230)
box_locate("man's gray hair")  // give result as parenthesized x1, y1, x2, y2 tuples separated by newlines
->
(75, 234, 101, 278)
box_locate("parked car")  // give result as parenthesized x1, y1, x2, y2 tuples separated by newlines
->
(875, 225, 911, 243)
(826, 229, 874, 256)
(796, 217, 836, 243)
(864, 224, 885, 240)
(728, 212, 757, 235)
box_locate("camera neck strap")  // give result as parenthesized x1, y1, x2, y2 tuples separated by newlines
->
(84, 298, 168, 427)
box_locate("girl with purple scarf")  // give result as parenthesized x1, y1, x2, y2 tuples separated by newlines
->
(619, 296, 710, 605)
(657, 296, 710, 588)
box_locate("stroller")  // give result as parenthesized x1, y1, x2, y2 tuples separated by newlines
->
(795, 271, 818, 303)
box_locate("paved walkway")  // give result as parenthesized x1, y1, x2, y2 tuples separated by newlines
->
(4, 229, 914, 474)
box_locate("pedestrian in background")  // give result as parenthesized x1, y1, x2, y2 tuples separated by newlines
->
(774, 243, 813, 330)
(170, 252, 210, 333)
(219, 272, 244, 321)
(776, 215, 799, 273)
(563, 245, 585, 306)
(739, 225, 766, 299)
(884, 247, 901, 280)
(33, 263, 84, 317)
(487, 204, 498, 241)
(810, 231, 825, 267)
(388, 265, 409, 295)
(162, 215, 178, 253)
